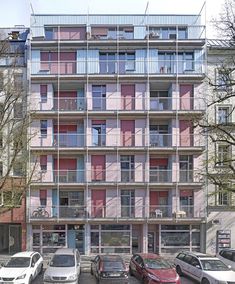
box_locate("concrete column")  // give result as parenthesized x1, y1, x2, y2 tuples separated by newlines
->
(85, 223, 90, 255)
(142, 223, 148, 253)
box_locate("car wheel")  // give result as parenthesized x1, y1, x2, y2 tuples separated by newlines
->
(201, 278, 210, 284)
(39, 263, 43, 274)
(28, 275, 33, 284)
(176, 265, 183, 276)
(129, 266, 133, 276)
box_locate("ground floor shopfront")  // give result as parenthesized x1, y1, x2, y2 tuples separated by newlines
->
(28, 222, 206, 255)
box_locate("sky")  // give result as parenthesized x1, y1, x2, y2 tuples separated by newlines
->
(0, 0, 226, 37)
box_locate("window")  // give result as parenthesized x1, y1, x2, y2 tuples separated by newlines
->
(14, 103, 23, 118)
(150, 124, 169, 147)
(40, 155, 47, 171)
(125, 53, 135, 71)
(121, 190, 135, 217)
(217, 144, 231, 166)
(148, 26, 187, 39)
(217, 185, 230, 206)
(40, 85, 47, 102)
(215, 68, 231, 90)
(120, 155, 134, 182)
(13, 161, 24, 176)
(92, 121, 106, 146)
(0, 161, 2, 177)
(14, 73, 23, 90)
(179, 155, 193, 182)
(217, 106, 230, 124)
(45, 28, 54, 40)
(0, 132, 2, 148)
(2, 191, 22, 206)
(0, 72, 3, 91)
(92, 85, 106, 110)
(40, 190, 47, 206)
(40, 120, 47, 137)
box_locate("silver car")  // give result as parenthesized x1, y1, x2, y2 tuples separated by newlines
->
(43, 248, 81, 284)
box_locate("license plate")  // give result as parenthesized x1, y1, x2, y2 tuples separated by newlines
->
(109, 273, 120, 277)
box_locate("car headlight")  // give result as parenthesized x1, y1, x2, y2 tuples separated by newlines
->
(68, 274, 77, 280)
(43, 274, 51, 281)
(16, 274, 26, 280)
(147, 273, 160, 281)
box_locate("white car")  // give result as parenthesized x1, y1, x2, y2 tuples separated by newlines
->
(217, 249, 235, 271)
(0, 251, 43, 284)
(43, 248, 80, 284)
(174, 251, 235, 284)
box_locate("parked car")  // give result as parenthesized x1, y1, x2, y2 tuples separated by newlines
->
(129, 253, 180, 284)
(174, 251, 235, 284)
(43, 248, 80, 284)
(91, 254, 129, 283)
(0, 251, 43, 284)
(217, 248, 235, 270)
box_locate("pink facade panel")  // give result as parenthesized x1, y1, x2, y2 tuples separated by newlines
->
(91, 189, 106, 217)
(53, 159, 77, 170)
(121, 120, 135, 146)
(180, 84, 193, 110)
(121, 84, 135, 110)
(179, 120, 193, 146)
(91, 155, 105, 181)
(54, 27, 86, 40)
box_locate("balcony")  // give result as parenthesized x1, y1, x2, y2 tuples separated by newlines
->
(31, 59, 204, 76)
(149, 169, 172, 183)
(149, 205, 172, 218)
(53, 133, 85, 147)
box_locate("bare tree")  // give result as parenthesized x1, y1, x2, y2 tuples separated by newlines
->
(0, 29, 34, 209)
(199, 0, 235, 204)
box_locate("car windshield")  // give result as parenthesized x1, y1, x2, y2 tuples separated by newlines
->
(144, 258, 172, 269)
(200, 259, 230, 271)
(103, 261, 125, 271)
(5, 257, 30, 268)
(50, 255, 75, 267)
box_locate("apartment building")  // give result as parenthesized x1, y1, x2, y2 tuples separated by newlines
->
(206, 40, 235, 254)
(0, 27, 29, 253)
(28, 14, 206, 255)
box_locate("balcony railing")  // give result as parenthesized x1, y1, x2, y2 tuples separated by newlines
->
(31, 59, 204, 75)
(149, 169, 172, 183)
(31, 133, 204, 148)
(149, 205, 172, 218)
(31, 24, 205, 41)
(31, 169, 202, 184)
(29, 204, 204, 220)
(30, 96, 206, 112)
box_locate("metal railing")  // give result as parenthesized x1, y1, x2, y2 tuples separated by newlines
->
(29, 96, 206, 112)
(29, 204, 204, 220)
(31, 168, 203, 184)
(31, 24, 205, 41)
(31, 59, 205, 75)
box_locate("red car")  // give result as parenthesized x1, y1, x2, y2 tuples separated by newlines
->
(129, 253, 181, 284)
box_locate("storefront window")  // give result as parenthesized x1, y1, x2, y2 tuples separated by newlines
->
(42, 232, 66, 246)
(101, 232, 130, 246)
(192, 232, 200, 246)
(161, 232, 190, 246)
(33, 233, 40, 246)
(91, 232, 99, 246)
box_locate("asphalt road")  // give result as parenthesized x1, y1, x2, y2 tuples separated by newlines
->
(33, 271, 197, 284)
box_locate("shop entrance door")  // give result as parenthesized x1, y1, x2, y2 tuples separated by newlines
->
(9, 225, 21, 254)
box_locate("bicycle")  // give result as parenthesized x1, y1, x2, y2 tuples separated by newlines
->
(32, 206, 49, 218)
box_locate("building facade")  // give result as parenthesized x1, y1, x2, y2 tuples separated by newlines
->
(206, 40, 235, 255)
(0, 27, 29, 253)
(28, 14, 207, 255)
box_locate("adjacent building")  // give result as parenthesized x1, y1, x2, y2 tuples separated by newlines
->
(206, 40, 235, 254)
(0, 27, 29, 253)
(27, 14, 206, 255)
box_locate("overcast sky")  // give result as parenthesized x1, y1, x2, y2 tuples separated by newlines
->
(0, 0, 225, 38)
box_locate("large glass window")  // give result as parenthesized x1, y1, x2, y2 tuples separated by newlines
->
(217, 106, 230, 124)
(92, 122, 106, 146)
(92, 85, 106, 110)
(179, 155, 193, 182)
(120, 155, 134, 182)
(121, 190, 135, 217)
(217, 144, 231, 166)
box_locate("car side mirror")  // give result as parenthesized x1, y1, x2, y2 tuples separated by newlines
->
(31, 262, 35, 268)
(195, 265, 201, 269)
(228, 265, 232, 269)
